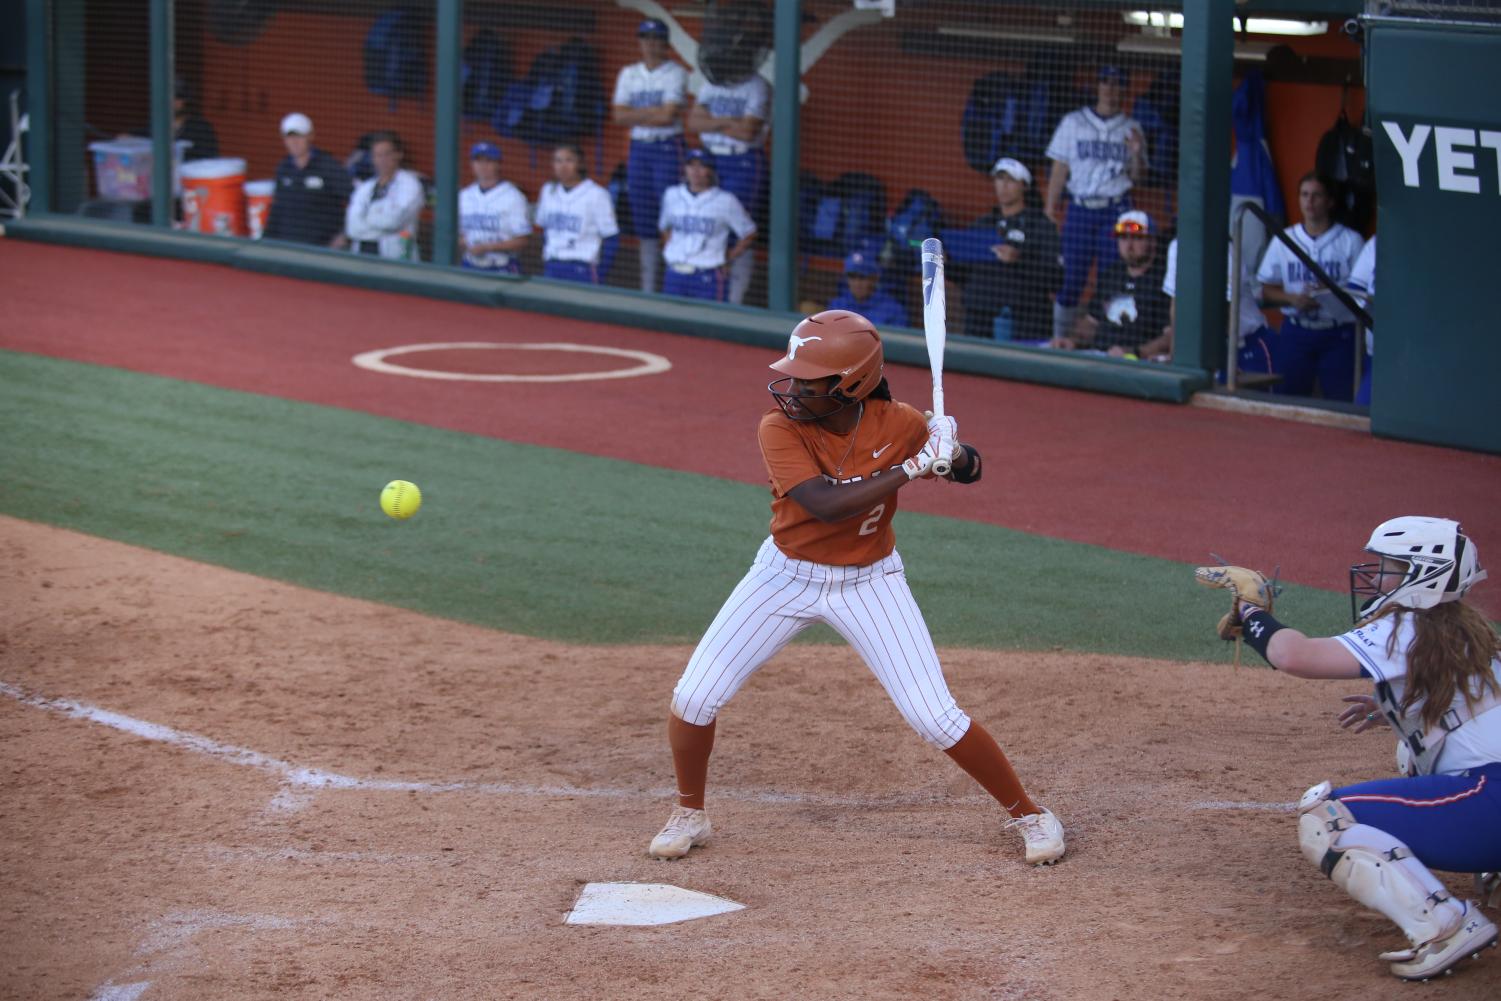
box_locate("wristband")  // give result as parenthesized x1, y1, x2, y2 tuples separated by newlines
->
(950, 444, 982, 484)
(1240, 609, 1284, 665)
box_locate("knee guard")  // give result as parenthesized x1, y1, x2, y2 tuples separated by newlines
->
(1297, 781, 1465, 948)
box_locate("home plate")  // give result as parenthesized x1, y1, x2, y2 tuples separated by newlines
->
(564, 882, 745, 926)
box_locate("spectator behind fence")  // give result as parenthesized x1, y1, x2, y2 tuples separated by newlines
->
(1256, 172, 1366, 400)
(458, 141, 530, 275)
(1044, 65, 1148, 342)
(265, 113, 352, 249)
(658, 148, 756, 302)
(612, 17, 688, 293)
(344, 131, 425, 260)
(688, 65, 770, 305)
(955, 157, 1060, 342)
(828, 252, 908, 329)
(1054, 210, 1170, 361)
(536, 143, 620, 284)
(123, 76, 219, 162)
(1163, 235, 1279, 381)
(1344, 235, 1377, 406)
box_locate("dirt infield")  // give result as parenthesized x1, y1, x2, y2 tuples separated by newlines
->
(3, 516, 1497, 1001)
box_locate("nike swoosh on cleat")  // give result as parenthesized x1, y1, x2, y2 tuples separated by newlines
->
(872, 443, 893, 458)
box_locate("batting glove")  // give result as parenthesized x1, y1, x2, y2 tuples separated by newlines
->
(926, 414, 958, 442)
(902, 432, 945, 480)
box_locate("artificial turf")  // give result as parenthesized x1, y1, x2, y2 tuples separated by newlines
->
(0, 349, 1351, 658)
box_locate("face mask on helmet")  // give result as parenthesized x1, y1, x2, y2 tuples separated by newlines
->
(1348, 516, 1488, 621)
(767, 310, 884, 422)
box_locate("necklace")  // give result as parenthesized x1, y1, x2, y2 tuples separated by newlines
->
(831, 402, 864, 479)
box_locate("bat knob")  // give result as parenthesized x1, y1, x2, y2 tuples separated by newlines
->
(932, 458, 952, 476)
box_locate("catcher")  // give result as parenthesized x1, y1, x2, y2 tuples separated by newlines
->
(1196, 517, 1500, 982)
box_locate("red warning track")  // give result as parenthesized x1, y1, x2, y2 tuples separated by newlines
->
(3, 240, 1498, 613)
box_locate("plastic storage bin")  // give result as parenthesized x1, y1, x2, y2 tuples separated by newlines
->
(87, 138, 193, 200)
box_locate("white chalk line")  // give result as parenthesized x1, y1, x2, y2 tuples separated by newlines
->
(2, 680, 1295, 814)
(89, 908, 321, 1001)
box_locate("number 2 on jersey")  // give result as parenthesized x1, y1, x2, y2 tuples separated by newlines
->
(858, 504, 886, 536)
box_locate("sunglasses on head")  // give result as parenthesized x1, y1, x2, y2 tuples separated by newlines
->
(1114, 222, 1151, 236)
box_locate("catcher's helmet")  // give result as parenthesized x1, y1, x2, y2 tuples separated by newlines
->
(768, 310, 884, 420)
(1349, 516, 1487, 621)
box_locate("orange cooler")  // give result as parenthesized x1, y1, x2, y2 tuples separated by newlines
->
(181, 157, 247, 236)
(243, 179, 275, 239)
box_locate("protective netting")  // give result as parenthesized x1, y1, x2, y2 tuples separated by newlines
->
(46, 2, 1372, 402)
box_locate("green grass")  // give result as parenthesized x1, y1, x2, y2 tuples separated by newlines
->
(0, 349, 1351, 658)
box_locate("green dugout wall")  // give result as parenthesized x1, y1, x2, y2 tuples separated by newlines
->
(1364, 15, 1501, 454)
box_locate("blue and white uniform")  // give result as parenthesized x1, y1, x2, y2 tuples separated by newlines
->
(458, 179, 530, 274)
(344, 169, 425, 260)
(536, 178, 619, 284)
(1164, 238, 1277, 378)
(613, 60, 688, 240)
(1331, 612, 1501, 873)
(658, 183, 755, 301)
(1046, 107, 1146, 308)
(1345, 236, 1377, 405)
(693, 75, 770, 222)
(1256, 223, 1365, 400)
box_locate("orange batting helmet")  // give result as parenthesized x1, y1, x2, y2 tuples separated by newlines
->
(768, 310, 884, 420)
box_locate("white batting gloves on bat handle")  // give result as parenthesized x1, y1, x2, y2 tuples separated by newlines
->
(902, 437, 945, 480)
(926, 414, 957, 442)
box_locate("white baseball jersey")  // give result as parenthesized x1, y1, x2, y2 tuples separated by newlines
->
(1336, 613, 1501, 773)
(458, 180, 531, 269)
(1346, 235, 1377, 299)
(1256, 223, 1366, 325)
(693, 76, 770, 156)
(658, 183, 755, 270)
(344, 169, 425, 259)
(1164, 238, 1267, 345)
(1045, 108, 1145, 201)
(536, 178, 619, 264)
(612, 60, 688, 142)
(1345, 236, 1377, 353)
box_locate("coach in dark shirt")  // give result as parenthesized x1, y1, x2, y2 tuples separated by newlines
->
(264, 112, 352, 248)
(1056, 209, 1172, 359)
(957, 157, 1061, 341)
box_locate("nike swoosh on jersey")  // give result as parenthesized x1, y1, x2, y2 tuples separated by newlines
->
(872, 442, 893, 458)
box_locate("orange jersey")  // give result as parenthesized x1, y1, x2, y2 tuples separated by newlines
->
(758, 398, 928, 566)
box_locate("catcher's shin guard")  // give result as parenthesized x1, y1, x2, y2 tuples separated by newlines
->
(1297, 782, 1466, 950)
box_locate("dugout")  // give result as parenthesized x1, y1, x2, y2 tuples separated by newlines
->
(15, 1, 1495, 453)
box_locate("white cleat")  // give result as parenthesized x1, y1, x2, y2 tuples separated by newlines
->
(1388, 901, 1498, 982)
(1477, 872, 1501, 910)
(648, 806, 712, 860)
(1005, 808, 1065, 866)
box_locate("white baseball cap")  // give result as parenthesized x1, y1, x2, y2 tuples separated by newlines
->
(990, 157, 1032, 186)
(1112, 209, 1156, 235)
(280, 112, 313, 136)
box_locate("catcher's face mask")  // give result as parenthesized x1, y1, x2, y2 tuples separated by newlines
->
(1349, 556, 1414, 622)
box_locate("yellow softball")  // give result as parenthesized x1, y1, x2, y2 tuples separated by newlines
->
(380, 480, 422, 520)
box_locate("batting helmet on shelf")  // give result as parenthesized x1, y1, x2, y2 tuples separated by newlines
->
(768, 310, 884, 419)
(1349, 516, 1488, 621)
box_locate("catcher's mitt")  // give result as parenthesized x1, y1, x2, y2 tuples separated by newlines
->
(1194, 565, 1275, 642)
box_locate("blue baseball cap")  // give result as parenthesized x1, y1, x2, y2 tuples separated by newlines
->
(1099, 65, 1125, 83)
(638, 18, 669, 38)
(469, 141, 501, 160)
(844, 251, 880, 276)
(684, 147, 715, 167)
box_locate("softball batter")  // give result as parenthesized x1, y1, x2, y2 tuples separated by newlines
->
(648, 310, 1066, 866)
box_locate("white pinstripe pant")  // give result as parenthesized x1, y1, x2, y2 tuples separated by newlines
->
(671, 537, 972, 749)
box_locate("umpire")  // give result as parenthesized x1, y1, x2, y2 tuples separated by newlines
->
(264, 112, 353, 249)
